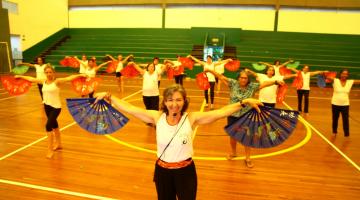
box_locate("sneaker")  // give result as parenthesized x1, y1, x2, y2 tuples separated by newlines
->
(244, 160, 254, 168)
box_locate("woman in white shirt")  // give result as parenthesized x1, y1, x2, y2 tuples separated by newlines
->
(73, 54, 88, 74)
(330, 69, 360, 137)
(18, 57, 47, 100)
(94, 84, 262, 200)
(133, 62, 165, 111)
(16, 65, 85, 158)
(84, 58, 111, 98)
(106, 54, 133, 92)
(290, 65, 327, 114)
(188, 55, 232, 110)
(259, 59, 293, 77)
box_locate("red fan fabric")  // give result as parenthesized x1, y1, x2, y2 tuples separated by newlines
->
(106, 61, 118, 73)
(0, 76, 32, 96)
(276, 84, 288, 104)
(196, 72, 210, 90)
(224, 60, 241, 72)
(71, 77, 102, 95)
(59, 57, 80, 68)
(279, 67, 292, 76)
(173, 65, 184, 76)
(179, 57, 194, 70)
(292, 71, 303, 89)
(121, 63, 139, 78)
(166, 66, 175, 80)
(325, 72, 337, 83)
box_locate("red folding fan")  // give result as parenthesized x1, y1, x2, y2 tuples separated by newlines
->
(121, 63, 139, 78)
(179, 57, 194, 70)
(166, 66, 175, 80)
(196, 72, 210, 90)
(279, 67, 292, 76)
(71, 77, 102, 95)
(59, 57, 80, 68)
(292, 71, 303, 89)
(324, 72, 336, 83)
(0, 76, 32, 96)
(106, 61, 118, 73)
(276, 84, 288, 104)
(224, 60, 240, 72)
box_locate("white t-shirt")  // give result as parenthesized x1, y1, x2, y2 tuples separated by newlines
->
(300, 72, 311, 90)
(273, 65, 281, 77)
(215, 62, 225, 74)
(115, 62, 123, 72)
(79, 60, 88, 74)
(42, 81, 61, 108)
(204, 63, 216, 82)
(142, 71, 159, 96)
(156, 113, 193, 162)
(34, 64, 47, 80)
(257, 73, 283, 103)
(331, 78, 354, 106)
(155, 64, 163, 80)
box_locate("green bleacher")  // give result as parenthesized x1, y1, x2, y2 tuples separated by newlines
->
(23, 28, 360, 79)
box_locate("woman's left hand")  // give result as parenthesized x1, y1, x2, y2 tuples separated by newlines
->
(243, 98, 263, 113)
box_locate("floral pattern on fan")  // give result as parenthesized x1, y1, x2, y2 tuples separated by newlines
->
(0, 76, 32, 96)
(66, 98, 129, 134)
(224, 106, 299, 148)
(71, 77, 101, 95)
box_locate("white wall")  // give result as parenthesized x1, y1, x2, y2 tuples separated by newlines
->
(68, 6, 162, 28)
(278, 8, 360, 34)
(7, 0, 68, 51)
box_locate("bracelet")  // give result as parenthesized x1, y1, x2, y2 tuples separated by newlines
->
(239, 100, 246, 108)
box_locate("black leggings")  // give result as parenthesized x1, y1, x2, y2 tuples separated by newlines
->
(37, 84, 43, 100)
(332, 104, 349, 136)
(204, 82, 216, 104)
(44, 104, 61, 132)
(154, 161, 197, 200)
(143, 96, 160, 110)
(174, 75, 184, 86)
(297, 90, 309, 113)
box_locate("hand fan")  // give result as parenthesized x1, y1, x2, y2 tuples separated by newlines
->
(59, 57, 80, 68)
(224, 60, 240, 72)
(279, 67, 292, 76)
(0, 76, 32, 96)
(179, 57, 194, 70)
(196, 72, 210, 90)
(276, 84, 288, 104)
(121, 63, 139, 78)
(166, 66, 174, 80)
(324, 72, 336, 83)
(252, 63, 266, 71)
(286, 61, 300, 69)
(12, 66, 29, 75)
(317, 74, 326, 88)
(71, 77, 101, 95)
(66, 98, 129, 134)
(224, 106, 299, 148)
(106, 61, 118, 73)
(292, 71, 303, 89)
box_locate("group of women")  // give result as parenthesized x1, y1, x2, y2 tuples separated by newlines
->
(13, 54, 359, 200)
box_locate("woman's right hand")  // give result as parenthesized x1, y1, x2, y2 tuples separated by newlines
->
(94, 92, 111, 103)
(243, 98, 263, 113)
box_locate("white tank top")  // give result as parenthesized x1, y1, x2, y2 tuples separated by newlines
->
(42, 81, 61, 108)
(156, 113, 193, 162)
(142, 71, 159, 96)
(85, 67, 96, 78)
(331, 78, 354, 106)
(204, 63, 216, 82)
(35, 64, 47, 80)
(300, 72, 311, 90)
(115, 62, 123, 72)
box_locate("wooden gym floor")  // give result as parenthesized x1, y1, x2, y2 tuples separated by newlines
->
(0, 74, 359, 200)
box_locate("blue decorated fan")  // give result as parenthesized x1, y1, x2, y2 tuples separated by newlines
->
(224, 106, 299, 148)
(66, 98, 129, 134)
(317, 74, 326, 88)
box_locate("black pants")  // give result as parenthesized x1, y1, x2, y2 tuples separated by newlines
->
(44, 104, 61, 132)
(297, 89, 309, 113)
(37, 84, 43, 100)
(154, 161, 197, 200)
(174, 75, 184, 86)
(204, 82, 216, 104)
(143, 96, 160, 110)
(332, 104, 350, 136)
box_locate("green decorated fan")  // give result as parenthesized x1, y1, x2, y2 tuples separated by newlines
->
(286, 61, 300, 69)
(252, 63, 266, 71)
(12, 66, 29, 75)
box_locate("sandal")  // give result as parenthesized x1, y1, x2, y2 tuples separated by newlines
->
(244, 160, 254, 168)
(226, 153, 237, 160)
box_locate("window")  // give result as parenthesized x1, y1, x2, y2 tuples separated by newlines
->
(2, 0, 18, 14)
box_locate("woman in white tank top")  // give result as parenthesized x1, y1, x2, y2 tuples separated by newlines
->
(16, 65, 86, 158)
(83, 58, 111, 98)
(94, 84, 262, 200)
(106, 54, 133, 92)
(18, 56, 47, 100)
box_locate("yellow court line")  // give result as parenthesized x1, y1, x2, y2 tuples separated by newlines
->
(282, 102, 360, 171)
(0, 179, 118, 200)
(106, 99, 312, 161)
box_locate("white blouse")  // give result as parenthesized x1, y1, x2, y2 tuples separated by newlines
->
(42, 81, 61, 108)
(331, 78, 354, 106)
